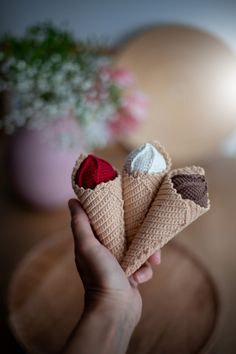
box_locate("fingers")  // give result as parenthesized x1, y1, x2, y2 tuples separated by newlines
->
(69, 199, 128, 289)
(68, 199, 99, 252)
(148, 250, 161, 266)
(69, 198, 161, 288)
(130, 262, 153, 285)
(130, 250, 161, 286)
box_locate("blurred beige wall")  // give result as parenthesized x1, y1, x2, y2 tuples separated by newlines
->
(0, 0, 236, 53)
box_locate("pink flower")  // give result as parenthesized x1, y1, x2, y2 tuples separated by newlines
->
(107, 91, 149, 139)
(110, 68, 135, 87)
(122, 91, 149, 120)
(108, 109, 140, 137)
(100, 66, 135, 87)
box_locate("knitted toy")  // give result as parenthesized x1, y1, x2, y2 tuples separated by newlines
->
(122, 142, 171, 246)
(72, 154, 126, 262)
(72, 141, 210, 276)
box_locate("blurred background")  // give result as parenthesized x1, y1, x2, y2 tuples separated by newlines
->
(1, 0, 236, 353)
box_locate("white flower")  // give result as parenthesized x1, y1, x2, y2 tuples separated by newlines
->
(81, 80, 93, 91)
(83, 120, 110, 148)
(17, 80, 32, 92)
(26, 67, 37, 77)
(47, 105, 58, 116)
(16, 60, 26, 70)
(51, 54, 61, 63)
(37, 79, 48, 91)
(32, 99, 43, 110)
(0, 47, 129, 149)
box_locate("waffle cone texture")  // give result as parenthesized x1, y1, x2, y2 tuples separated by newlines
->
(122, 141, 172, 245)
(72, 154, 126, 262)
(121, 166, 210, 276)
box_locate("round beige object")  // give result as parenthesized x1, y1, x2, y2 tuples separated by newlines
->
(8, 231, 218, 354)
(116, 25, 236, 163)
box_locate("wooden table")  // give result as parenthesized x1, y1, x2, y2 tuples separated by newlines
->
(1, 141, 236, 353)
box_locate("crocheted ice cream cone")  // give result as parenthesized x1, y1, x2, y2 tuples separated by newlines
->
(122, 166, 210, 276)
(122, 141, 171, 245)
(72, 154, 126, 262)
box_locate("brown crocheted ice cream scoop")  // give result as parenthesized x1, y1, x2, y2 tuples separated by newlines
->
(171, 174, 208, 208)
(121, 166, 210, 276)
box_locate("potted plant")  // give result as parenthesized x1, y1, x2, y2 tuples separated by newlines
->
(0, 23, 148, 208)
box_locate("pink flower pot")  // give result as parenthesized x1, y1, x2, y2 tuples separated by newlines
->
(7, 117, 85, 209)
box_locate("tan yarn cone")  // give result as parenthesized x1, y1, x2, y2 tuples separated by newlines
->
(72, 154, 126, 262)
(122, 141, 171, 245)
(122, 166, 210, 276)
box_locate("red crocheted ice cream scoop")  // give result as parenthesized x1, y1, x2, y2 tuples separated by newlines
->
(75, 154, 117, 189)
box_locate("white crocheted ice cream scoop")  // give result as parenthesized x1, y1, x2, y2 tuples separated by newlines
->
(122, 141, 171, 245)
(124, 143, 167, 174)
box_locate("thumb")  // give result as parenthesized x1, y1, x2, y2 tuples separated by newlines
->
(68, 199, 99, 255)
(68, 199, 114, 286)
(68, 199, 127, 290)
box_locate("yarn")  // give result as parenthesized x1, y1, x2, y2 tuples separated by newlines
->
(75, 154, 117, 189)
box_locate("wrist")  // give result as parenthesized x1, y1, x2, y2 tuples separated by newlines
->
(71, 303, 136, 354)
(65, 302, 135, 354)
(84, 300, 138, 332)
(83, 291, 141, 330)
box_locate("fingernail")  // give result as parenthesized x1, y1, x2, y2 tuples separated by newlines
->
(133, 270, 145, 283)
(153, 250, 161, 264)
(68, 199, 80, 214)
(155, 252, 161, 264)
(129, 275, 138, 287)
(136, 272, 145, 282)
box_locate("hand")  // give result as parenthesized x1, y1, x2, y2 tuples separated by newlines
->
(68, 198, 161, 327)
(65, 199, 161, 354)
